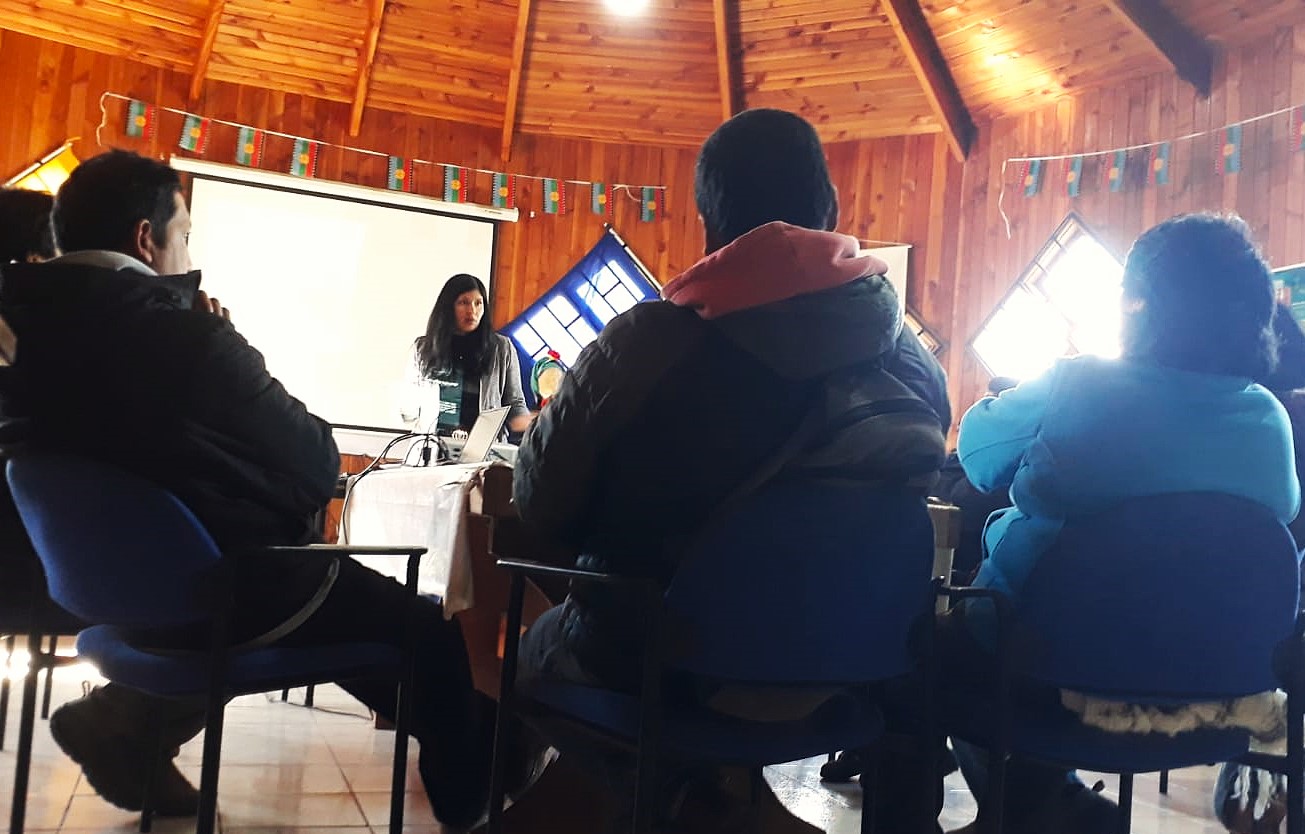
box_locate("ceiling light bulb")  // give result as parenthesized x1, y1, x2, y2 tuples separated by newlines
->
(604, 0, 649, 16)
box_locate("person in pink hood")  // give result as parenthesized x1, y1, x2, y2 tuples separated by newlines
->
(512, 108, 951, 830)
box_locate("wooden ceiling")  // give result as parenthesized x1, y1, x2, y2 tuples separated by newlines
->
(1, 0, 1303, 157)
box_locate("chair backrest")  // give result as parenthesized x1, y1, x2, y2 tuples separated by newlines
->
(7, 452, 223, 628)
(1016, 492, 1300, 701)
(664, 478, 935, 685)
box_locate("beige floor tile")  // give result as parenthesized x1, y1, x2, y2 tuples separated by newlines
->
(216, 792, 368, 828)
(353, 790, 435, 828)
(338, 762, 424, 794)
(172, 763, 351, 796)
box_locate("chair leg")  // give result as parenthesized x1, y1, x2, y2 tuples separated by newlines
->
(389, 670, 413, 834)
(138, 719, 168, 832)
(860, 746, 878, 834)
(1116, 773, 1134, 834)
(0, 633, 14, 751)
(39, 634, 56, 720)
(304, 684, 315, 708)
(980, 749, 1007, 834)
(195, 700, 227, 834)
(1158, 769, 1168, 795)
(280, 688, 289, 702)
(9, 633, 41, 834)
(488, 575, 526, 834)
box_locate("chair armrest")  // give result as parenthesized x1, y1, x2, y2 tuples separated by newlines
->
(496, 558, 660, 589)
(256, 544, 427, 557)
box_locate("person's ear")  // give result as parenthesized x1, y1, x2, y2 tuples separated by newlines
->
(130, 218, 155, 265)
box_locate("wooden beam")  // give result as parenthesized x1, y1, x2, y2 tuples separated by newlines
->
(188, 0, 226, 103)
(1102, 0, 1214, 96)
(500, 0, 534, 162)
(348, 0, 387, 137)
(880, 0, 975, 162)
(710, 0, 738, 121)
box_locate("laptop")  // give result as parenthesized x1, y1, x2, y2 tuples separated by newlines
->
(455, 407, 511, 464)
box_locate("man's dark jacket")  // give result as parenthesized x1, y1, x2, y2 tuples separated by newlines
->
(513, 222, 951, 684)
(0, 254, 340, 627)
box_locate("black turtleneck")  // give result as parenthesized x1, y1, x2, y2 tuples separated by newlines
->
(449, 334, 482, 429)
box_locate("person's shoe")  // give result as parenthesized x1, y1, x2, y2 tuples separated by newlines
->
(49, 690, 199, 816)
(1018, 780, 1118, 834)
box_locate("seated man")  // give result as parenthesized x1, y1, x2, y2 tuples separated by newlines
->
(513, 108, 951, 827)
(0, 150, 530, 828)
(0, 187, 57, 265)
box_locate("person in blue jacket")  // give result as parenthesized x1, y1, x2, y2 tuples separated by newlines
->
(952, 212, 1300, 834)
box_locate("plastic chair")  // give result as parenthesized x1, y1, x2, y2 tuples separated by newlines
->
(6, 452, 427, 834)
(944, 492, 1302, 834)
(488, 480, 939, 834)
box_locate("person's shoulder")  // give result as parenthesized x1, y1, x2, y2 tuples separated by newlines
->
(601, 299, 698, 341)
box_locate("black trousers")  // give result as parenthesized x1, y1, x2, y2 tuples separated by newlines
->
(105, 557, 481, 768)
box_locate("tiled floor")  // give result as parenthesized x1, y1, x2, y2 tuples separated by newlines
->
(0, 656, 1237, 833)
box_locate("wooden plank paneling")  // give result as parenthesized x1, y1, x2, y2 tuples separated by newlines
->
(0, 28, 955, 377)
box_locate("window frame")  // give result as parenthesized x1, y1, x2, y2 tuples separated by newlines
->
(968, 212, 1124, 379)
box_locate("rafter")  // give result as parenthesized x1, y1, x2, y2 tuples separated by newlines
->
(711, 0, 738, 122)
(880, 0, 975, 162)
(1102, 0, 1214, 96)
(348, 0, 387, 137)
(500, 0, 535, 161)
(188, 0, 226, 103)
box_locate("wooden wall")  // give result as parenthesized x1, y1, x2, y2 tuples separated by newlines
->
(943, 22, 1305, 414)
(0, 28, 958, 338)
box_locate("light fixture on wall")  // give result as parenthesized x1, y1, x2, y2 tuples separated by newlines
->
(604, 0, 649, 16)
(4, 141, 80, 194)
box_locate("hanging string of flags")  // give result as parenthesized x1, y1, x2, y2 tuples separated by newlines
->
(997, 99, 1305, 237)
(101, 92, 664, 222)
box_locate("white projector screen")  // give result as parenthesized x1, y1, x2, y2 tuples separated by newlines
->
(180, 161, 507, 437)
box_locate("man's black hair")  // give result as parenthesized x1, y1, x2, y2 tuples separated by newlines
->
(53, 150, 181, 255)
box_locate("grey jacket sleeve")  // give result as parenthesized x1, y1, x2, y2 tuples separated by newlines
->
(498, 335, 531, 421)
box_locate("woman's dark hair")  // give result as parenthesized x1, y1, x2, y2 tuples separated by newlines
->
(694, 108, 837, 248)
(53, 149, 180, 255)
(0, 188, 56, 263)
(1121, 213, 1276, 379)
(415, 273, 492, 379)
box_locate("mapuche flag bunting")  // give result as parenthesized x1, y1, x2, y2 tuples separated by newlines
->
(591, 182, 614, 218)
(1021, 159, 1044, 197)
(125, 100, 156, 139)
(492, 173, 517, 209)
(543, 178, 566, 215)
(1151, 142, 1171, 186)
(1221, 125, 1243, 175)
(178, 115, 210, 154)
(443, 165, 468, 203)
(640, 187, 658, 222)
(235, 127, 265, 167)
(1065, 156, 1084, 198)
(387, 156, 414, 192)
(1104, 149, 1126, 193)
(289, 138, 320, 178)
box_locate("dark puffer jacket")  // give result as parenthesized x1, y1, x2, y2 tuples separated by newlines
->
(0, 254, 340, 629)
(514, 222, 951, 685)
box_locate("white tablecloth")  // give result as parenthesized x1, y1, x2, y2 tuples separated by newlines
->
(340, 463, 509, 615)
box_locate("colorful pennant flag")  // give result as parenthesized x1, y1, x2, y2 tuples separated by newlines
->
(492, 173, 517, 209)
(442, 165, 468, 203)
(1065, 157, 1084, 198)
(1022, 159, 1044, 197)
(387, 156, 414, 192)
(1294, 107, 1305, 152)
(591, 183, 614, 218)
(125, 100, 156, 139)
(235, 127, 265, 167)
(640, 187, 658, 222)
(289, 138, 320, 178)
(1221, 125, 1243, 175)
(1151, 142, 1171, 186)
(177, 115, 210, 154)
(1104, 149, 1126, 193)
(543, 178, 566, 215)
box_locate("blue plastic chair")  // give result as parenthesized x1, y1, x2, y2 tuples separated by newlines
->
(6, 452, 426, 834)
(488, 480, 939, 834)
(944, 492, 1302, 834)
